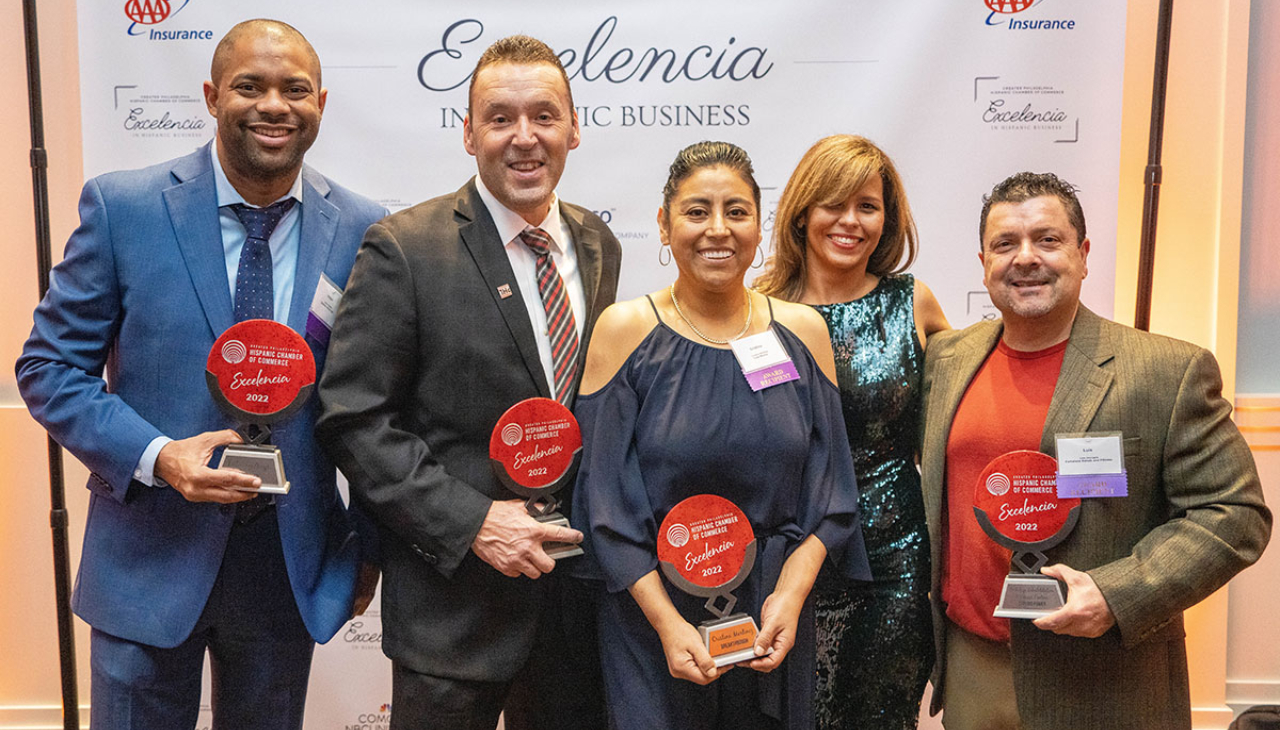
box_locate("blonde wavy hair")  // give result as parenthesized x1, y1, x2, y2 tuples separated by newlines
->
(755, 135, 918, 301)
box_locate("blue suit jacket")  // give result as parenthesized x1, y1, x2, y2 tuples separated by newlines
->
(16, 143, 387, 648)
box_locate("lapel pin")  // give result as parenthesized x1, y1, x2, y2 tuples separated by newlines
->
(497, 284, 513, 299)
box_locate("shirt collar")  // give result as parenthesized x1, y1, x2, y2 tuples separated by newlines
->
(473, 175, 567, 254)
(210, 141, 304, 208)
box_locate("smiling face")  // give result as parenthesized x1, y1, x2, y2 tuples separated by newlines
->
(803, 173, 885, 280)
(203, 29, 325, 190)
(659, 165, 762, 295)
(464, 62, 581, 225)
(981, 194, 1090, 325)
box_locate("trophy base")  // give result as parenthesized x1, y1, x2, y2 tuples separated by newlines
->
(993, 573, 1065, 619)
(219, 444, 291, 495)
(699, 613, 761, 667)
(536, 513, 584, 559)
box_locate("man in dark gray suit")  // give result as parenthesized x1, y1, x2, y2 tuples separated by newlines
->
(317, 35, 620, 730)
(920, 172, 1270, 730)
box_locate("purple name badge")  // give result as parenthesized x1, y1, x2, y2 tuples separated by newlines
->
(1054, 432, 1128, 498)
(744, 361, 801, 391)
(305, 274, 342, 348)
(730, 330, 801, 392)
(1057, 471, 1129, 498)
(305, 311, 330, 347)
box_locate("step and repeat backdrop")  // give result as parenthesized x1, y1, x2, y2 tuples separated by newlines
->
(76, 1, 1127, 727)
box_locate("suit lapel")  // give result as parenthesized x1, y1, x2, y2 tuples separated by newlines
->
(922, 322, 1003, 525)
(456, 182, 551, 398)
(562, 202, 603, 369)
(287, 167, 338, 334)
(164, 144, 233, 338)
(1040, 306, 1115, 453)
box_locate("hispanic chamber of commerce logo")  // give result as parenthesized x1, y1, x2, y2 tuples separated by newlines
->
(973, 77, 1079, 143)
(221, 340, 246, 364)
(343, 704, 392, 730)
(984, 0, 1077, 30)
(113, 84, 207, 140)
(124, 0, 214, 41)
(666, 523, 691, 548)
(501, 423, 524, 447)
(986, 472, 1012, 497)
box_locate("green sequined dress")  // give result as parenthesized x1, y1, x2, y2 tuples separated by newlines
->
(810, 274, 933, 730)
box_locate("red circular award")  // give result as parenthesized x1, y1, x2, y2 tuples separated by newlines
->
(973, 451, 1079, 545)
(204, 319, 316, 495)
(658, 494, 762, 667)
(206, 319, 316, 422)
(488, 398, 582, 495)
(488, 398, 584, 559)
(658, 494, 755, 591)
(972, 450, 1081, 619)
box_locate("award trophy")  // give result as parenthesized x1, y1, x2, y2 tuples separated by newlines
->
(488, 398, 584, 559)
(205, 319, 316, 494)
(972, 450, 1081, 619)
(658, 494, 763, 667)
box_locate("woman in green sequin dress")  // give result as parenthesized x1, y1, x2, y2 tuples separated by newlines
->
(756, 135, 950, 730)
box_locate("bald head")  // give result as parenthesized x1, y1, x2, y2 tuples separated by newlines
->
(211, 19, 320, 87)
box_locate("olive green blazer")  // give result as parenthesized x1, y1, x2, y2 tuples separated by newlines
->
(920, 306, 1270, 729)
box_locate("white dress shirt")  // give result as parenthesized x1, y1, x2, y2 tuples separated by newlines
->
(474, 176, 586, 394)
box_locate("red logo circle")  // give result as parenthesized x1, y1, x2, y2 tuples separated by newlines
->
(973, 450, 1079, 544)
(206, 320, 315, 419)
(124, 0, 172, 24)
(658, 495, 754, 589)
(985, 0, 1035, 13)
(488, 398, 581, 491)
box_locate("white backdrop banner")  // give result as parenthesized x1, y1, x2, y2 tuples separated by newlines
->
(76, 1, 1128, 727)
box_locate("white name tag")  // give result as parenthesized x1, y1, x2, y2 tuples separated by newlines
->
(1056, 432, 1124, 475)
(305, 274, 343, 346)
(1055, 431, 1128, 498)
(729, 330, 800, 392)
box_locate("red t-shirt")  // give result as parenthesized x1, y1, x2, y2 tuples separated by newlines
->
(942, 339, 1067, 642)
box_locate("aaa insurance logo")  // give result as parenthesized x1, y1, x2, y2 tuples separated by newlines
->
(984, 0, 1077, 30)
(123, 0, 213, 40)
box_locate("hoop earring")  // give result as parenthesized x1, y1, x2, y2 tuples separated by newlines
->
(659, 245, 672, 266)
(752, 247, 764, 270)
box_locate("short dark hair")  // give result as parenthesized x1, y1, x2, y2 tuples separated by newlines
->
(661, 141, 761, 220)
(211, 19, 319, 87)
(467, 35, 573, 115)
(980, 171, 1086, 247)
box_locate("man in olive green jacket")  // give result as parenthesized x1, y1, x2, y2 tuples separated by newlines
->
(921, 172, 1270, 730)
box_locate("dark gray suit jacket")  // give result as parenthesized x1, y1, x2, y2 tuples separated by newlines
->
(920, 306, 1270, 729)
(317, 179, 621, 681)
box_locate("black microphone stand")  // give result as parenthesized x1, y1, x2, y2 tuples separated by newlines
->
(22, 1, 81, 727)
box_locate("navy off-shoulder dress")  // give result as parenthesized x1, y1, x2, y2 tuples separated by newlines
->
(571, 297, 871, 730)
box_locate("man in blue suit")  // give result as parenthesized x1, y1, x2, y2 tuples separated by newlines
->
(16, 19, 384, 730)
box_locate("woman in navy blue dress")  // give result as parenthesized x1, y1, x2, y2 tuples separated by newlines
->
(571, 141, 871, 730)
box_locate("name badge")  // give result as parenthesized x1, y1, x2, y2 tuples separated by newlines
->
(729, 330, 800, 392)
(305, 274, 343, 347)
(1055, 431, 1128, 498)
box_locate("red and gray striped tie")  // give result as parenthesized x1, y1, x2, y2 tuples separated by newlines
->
(519, 227, 580, 404)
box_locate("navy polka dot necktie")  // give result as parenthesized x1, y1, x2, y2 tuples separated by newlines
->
(229, 199, 295, 322)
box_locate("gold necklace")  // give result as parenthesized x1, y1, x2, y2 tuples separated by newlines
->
(668, 283, 754, 345)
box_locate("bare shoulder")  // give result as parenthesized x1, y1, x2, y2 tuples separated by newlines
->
(579, 297, 660, 395)
(770, 298, 828, 345)
(768, 297, 838, 384)
(911, 277, 952, 346)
